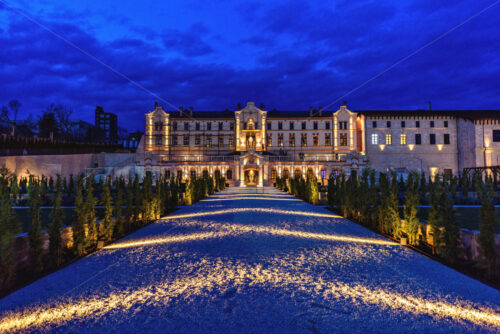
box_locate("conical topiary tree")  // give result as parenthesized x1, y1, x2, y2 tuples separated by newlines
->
(28, 180, 44, 275)
(0, 168, 18, 291)
(101, 179, 113, 242)
(478, 178, 497, 279)
(48, 175, 64, 268)
(403, 173, 420, 245)
(113, 180, 124, 238)
(439, 183, 459, 263)
(84, 178, 97, 250)
(72, 178, 86, 257)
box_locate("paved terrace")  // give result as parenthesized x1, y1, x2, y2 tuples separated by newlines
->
(0, 187, 499, 333)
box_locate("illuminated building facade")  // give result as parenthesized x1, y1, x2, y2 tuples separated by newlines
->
(138, 102, 500, 186)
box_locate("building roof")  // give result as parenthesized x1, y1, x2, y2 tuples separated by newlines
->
(169, 108, 500, 120)
(171, 110, 234, 119)
(356, 110, 500, 120)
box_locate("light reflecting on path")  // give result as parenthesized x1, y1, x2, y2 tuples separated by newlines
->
(1, 260, 499, 332)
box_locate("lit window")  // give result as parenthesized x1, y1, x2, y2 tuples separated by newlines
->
(401, 133, 407, 145)
(278, 133, 284, 147)
(271, 169, 277, 180)
(340, 133, 347, 146)
(386, 133, 392, 145)
(218, 135, 223, 147)
(301, 133, 307, 146)
(289, 133, 295, 147)
(371, 134, 378, 145)
(313, 133, 319, 146)
(267, 134, 273, 146)
(325, 133, 331, 146)
(229, 136, 234, 146)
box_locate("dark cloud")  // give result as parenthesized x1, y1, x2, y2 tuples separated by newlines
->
(162, 24, 213, 57)
(0, 0, 499, 131)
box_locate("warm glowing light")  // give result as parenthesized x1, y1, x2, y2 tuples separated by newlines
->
(105, 231, 232, 249)
(163, 208, 342, 220)
(408, 144, 415, 151)
(379, 144, 385, 151)
(200, 197, 302, 202)
(1, 261, 499, 332)
(437, 144, 443, 151)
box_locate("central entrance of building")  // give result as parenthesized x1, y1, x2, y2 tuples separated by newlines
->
(244, 168, 259, 186)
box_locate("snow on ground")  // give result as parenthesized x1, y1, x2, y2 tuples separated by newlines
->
(0, 187, 499, 333)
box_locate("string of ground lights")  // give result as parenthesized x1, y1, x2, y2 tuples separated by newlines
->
(1, 258, 499, 332)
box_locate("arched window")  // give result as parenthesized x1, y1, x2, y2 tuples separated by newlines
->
(321, 168, 326, 179)
(283, 168, 290, 179)
(190, 169, 196, 179)
(307, 168, 314, 179)
(247, 118, 255, 130)
(294, 168, 301, 178)
(202, 169, 209, 177)
(215, 169, 221, 178)
(226, 169, 232, 180)
(271, 169, 277, 180)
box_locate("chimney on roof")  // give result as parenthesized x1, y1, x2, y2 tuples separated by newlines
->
(318, 106, 322, 116)
(309, 106, 313, 116)
(344, 101, 347, 106)
(260, 103, 265, 110)
(154, 102, 158, 108)
(179, 106, 183, 116)
(237, 103, 241, 110)
(189, 106, 193, 117)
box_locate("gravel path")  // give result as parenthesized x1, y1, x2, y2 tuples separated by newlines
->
(0, 187, 499, 333)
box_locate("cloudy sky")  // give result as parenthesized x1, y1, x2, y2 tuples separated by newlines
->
(1, 0, 499, 131)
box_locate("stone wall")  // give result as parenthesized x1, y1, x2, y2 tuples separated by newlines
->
(0, 153, 137, 179)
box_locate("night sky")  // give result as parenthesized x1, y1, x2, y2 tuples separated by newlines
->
(1, 0, 499, 131)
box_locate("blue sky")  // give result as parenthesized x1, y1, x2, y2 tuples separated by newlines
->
(1, 0, 499, 131)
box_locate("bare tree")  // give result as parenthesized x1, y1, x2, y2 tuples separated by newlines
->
(1, 100, 21, 135)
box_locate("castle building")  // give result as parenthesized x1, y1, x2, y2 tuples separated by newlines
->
(137, 102, 500, 186)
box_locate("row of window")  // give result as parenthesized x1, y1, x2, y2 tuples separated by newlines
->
(152, 121, 235, 131)
(270, 168, 328, 180)
(371, 133, 451, 145)
(372, 120, 449, 129)
(266, 133, 348, 147)
(170, 169, 233, 180)
(153, 135, 235, 146)
(268, 121, 333, 130)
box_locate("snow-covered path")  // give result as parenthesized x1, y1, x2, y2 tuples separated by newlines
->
(1, 187, 499, 333)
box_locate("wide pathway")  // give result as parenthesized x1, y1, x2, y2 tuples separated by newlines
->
(0, 187, 499, 333)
